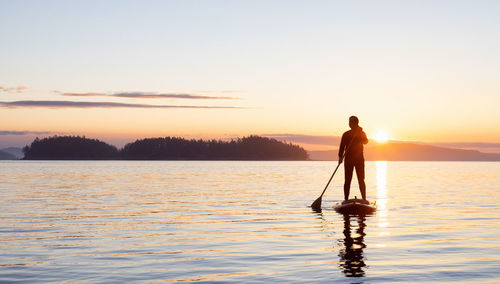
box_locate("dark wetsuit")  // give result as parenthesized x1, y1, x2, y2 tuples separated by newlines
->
(338, 127, 368, 200)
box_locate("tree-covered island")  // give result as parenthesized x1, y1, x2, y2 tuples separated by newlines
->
(22, 136, 119, 160)
(22, 135, 309, 160)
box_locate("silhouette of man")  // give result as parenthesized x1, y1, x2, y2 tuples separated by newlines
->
(338, 116, 368, 201)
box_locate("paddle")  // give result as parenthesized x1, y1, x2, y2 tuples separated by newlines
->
(310, 161, 343, 211)
(310, 129, 358, 211)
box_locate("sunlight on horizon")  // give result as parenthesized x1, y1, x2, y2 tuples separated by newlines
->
(374, 131, 389, 143)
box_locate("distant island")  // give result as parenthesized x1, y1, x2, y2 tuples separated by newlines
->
(0, 147, 24, 159)
(309, 141, 500, 161)
(0, 148, 18, 160)
(21, 135, 309, 160)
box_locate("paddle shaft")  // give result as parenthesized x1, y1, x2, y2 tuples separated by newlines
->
(317, 162, 341, 199)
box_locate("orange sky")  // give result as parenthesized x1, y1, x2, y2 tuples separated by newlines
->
(1, 1, 499, 149)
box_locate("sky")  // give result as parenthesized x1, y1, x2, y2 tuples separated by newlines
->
(1, 0, 499, 150)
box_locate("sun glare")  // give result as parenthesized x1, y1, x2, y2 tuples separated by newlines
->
(374, 131, 389, 143)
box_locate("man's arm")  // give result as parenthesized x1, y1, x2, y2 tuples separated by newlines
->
(361, 130, 368, 144)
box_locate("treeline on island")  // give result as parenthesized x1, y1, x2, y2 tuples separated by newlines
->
(22, 135, 309, 160)
(23, 136, 119, 160)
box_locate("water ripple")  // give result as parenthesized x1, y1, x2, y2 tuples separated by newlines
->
(0, 161, 499, 282)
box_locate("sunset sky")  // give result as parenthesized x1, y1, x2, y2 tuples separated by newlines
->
(1, 1, 499, 150)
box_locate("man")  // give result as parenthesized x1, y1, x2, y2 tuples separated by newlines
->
(338, 116, 369, 201)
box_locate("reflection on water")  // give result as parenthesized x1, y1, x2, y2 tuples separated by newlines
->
(376, 161, 389, 232)
(336, 161, 387, 278)
(338, 215, 367, 277)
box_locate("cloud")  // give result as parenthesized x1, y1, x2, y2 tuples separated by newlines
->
(0, 85, 29, 93)
(0, 100, 241, 109)
(185, 90, 243, 94)
(0, 130, 54, 135)
(264, 134, 500, 148)
(263, 134, 342, 145)
(263, 134, 500, 153)
(61, 92, 238, 100)
(59, 92, 102, 97)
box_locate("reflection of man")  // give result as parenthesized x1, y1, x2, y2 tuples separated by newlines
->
(338, 116, 368, 201)
(338, 215, 367, 277)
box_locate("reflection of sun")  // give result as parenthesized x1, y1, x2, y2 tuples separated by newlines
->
(374, 131, 389, 143)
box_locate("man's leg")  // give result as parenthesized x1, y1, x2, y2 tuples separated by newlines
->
(354, 160, 366, 200)
(344, 161, 354, 200)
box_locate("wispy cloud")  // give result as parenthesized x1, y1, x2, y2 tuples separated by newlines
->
(189, 90, 243, 94)
(59, 92, 102, 97)
(61, 92, 239, 100)
(0, 85, 29, 93)
(0, 130, 54, 135)
(0, 100, 241, 109)
(264, 134, 500, 153)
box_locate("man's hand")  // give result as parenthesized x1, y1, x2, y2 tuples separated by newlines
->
(338, 157, 343, 164)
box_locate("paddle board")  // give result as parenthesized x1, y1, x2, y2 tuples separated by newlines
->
(334, 198, 377, 215)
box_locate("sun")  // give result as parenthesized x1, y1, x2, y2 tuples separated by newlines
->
(374, 131, 389, 143)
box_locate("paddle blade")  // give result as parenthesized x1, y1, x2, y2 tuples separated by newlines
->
(310, 196, 322, 212)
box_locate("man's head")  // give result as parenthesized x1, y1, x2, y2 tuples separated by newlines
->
(349, 116, 359, 129)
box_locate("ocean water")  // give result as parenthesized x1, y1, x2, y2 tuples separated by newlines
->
(0, 161, 499, 283)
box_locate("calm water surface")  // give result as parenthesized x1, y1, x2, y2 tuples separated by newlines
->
(0, 161, 499, 283)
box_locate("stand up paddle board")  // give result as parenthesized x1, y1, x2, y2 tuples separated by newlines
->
(334, 197, 377, 215)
